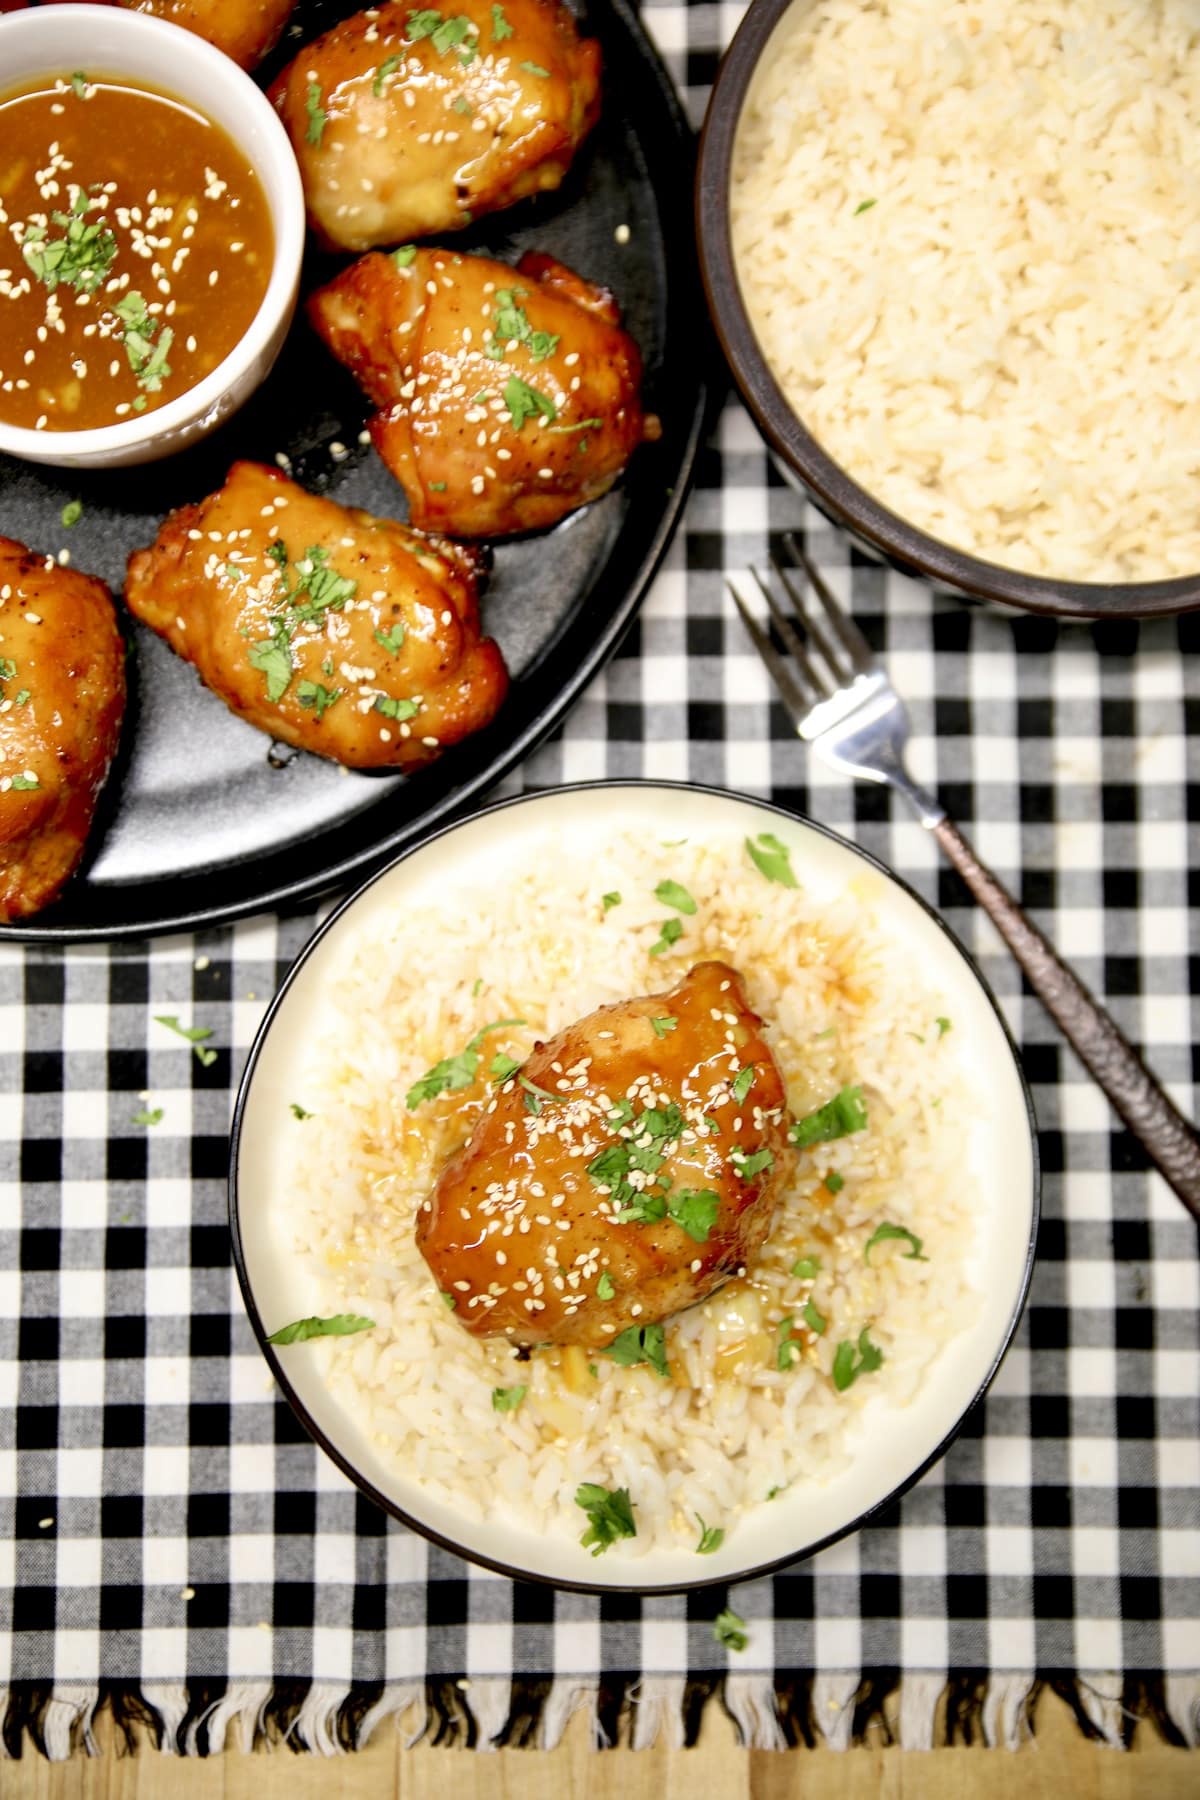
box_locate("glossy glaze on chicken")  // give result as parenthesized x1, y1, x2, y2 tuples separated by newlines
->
(0, 537, 126, 922)
(115, 0, 296, 68)
(416, 961, 793, 1347)
(123, 461, 507, 771)
(309, 247, 658, 537)
(270, 0, 601, 250)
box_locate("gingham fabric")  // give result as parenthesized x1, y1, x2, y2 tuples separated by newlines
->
(3, 0, 1200, 1759)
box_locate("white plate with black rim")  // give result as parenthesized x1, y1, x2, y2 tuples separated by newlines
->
(229, 781, 1039, 1592)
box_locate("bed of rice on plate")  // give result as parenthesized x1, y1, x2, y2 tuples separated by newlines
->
(279, 833, 982, 1557)
(731, 0, 1200, 584)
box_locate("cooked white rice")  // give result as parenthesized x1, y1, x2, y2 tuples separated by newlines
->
(279, 833, 981, 1556)
(731, 0, 1200, 584)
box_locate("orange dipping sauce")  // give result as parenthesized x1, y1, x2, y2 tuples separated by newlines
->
(0, 72, 273, 433)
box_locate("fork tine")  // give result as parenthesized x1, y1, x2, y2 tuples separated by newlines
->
(781, 532, 877, 675)
(750, 567, 831, 698)
(726, 580, 819, 724)
(769, 553, 848, 688)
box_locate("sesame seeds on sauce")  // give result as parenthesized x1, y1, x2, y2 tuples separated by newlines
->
(0, 75, 272, 432)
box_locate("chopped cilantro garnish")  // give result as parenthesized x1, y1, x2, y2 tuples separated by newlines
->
(695, 1516, 724, 1555)
(650, 1016, 676, 1039)
(153, 1016, 212, 1045)
(596, 1271, 615, 1300)
(731, 1065, 755, 1105)
(602, 891, 621, 911)
(392, 244, 417, 267)
(519, 1073, 563, 1114)
(731, 1146, 774, 1180)
(653, 878, 696, 915)
(112, 290, 173, 392)
(777, 1316, 799, 1369)
(131, 1108, 163, 1127)
(406, 9, 475, 57)
(266, 540, 289, 569)
(503, 375, 556, 429)
(864, 1222, 928, 1264)
(790, 1085, 868, 1148)
(13, 690, 30, 707)
(825, 1172, 845, 1195)
(0, 659, 15, 682)
(667, 1188, 720, 1244)
(290, 1102, 313, 1120)
(266, 1313, 374, 1345)
(22, 191, 115, 296)
(247, 621, 294, 705)
(296, 680, 342, 721)
(713, 1609, 748, 1652)
(936, 1016, 952, 1036)
(575, 1482, 636, 1556)
(154, 1015, 216, 1067)
(832, 1327, 885, 1391)
(612, 1189, 667, 1226)
(520, 60, 550, 75)
(453, 95, 473, 114)
(224, 562, 247, 585)
(406, 1019, 525, 1108)
(604, 1323, 669, 1377)
(305, 79, 327, 145)
(441, 1292, 456, 1309)
(374, 624, 405, 655)
(854, 198, 877, 215)
(487, 288, 560, 364)
(608, 1097, 634, 1127)
(803, 1298, 827, 1336)
(70, 72, 88, 98)
(490, 1, 513, 37)
(373, 54, 404, 95)
(791, 1255, 821, 1280)
(491, 1384, 526, 1412)
(489, 1051, 521, 1082)
(745, 831, 798, 887)
(9, 773, 40, 792)
(472, 978, 483, 996)
(648, 917, 683, 957)
(374, 694, 420, 721)
(61, 500, 82, 528)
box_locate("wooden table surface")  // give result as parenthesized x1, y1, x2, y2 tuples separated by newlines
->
(4, 1692, 1195, 1799)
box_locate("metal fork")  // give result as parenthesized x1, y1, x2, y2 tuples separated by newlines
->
(729, 535, 1200, 1222)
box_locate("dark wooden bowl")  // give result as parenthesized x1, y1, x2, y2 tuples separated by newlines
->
(695, 0, 1200, 621)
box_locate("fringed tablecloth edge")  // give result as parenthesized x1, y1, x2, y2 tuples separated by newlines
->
(2, 1671, 1197, 1759)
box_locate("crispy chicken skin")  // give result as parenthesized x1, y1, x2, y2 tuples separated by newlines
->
(112, 0, 295, 69)
(416, 962, 793, 1348)
(309, 247, 659, 537)
(123, 462, 507, 772)
(0, 538, 125, 923)
(269, 0, 601, 250)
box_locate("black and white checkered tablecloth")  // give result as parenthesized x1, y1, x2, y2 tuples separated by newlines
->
(2, 0, 1199, 1760)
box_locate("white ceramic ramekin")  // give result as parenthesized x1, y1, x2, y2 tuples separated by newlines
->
(0, 5, 305, 469)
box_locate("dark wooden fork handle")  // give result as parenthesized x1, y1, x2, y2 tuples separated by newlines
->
(932, 817, 1200, 1222)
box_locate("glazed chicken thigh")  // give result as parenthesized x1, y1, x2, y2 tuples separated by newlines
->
(0, 538, 125, 922)
(123, 462, 507, 771)
(113, 0, 295, 69)
(270, 0, 601, 250)
(416, 961, 793, 1348)
(309, 247, 658, 537)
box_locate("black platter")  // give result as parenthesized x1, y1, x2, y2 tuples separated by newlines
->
(0, 0, 706, 940)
